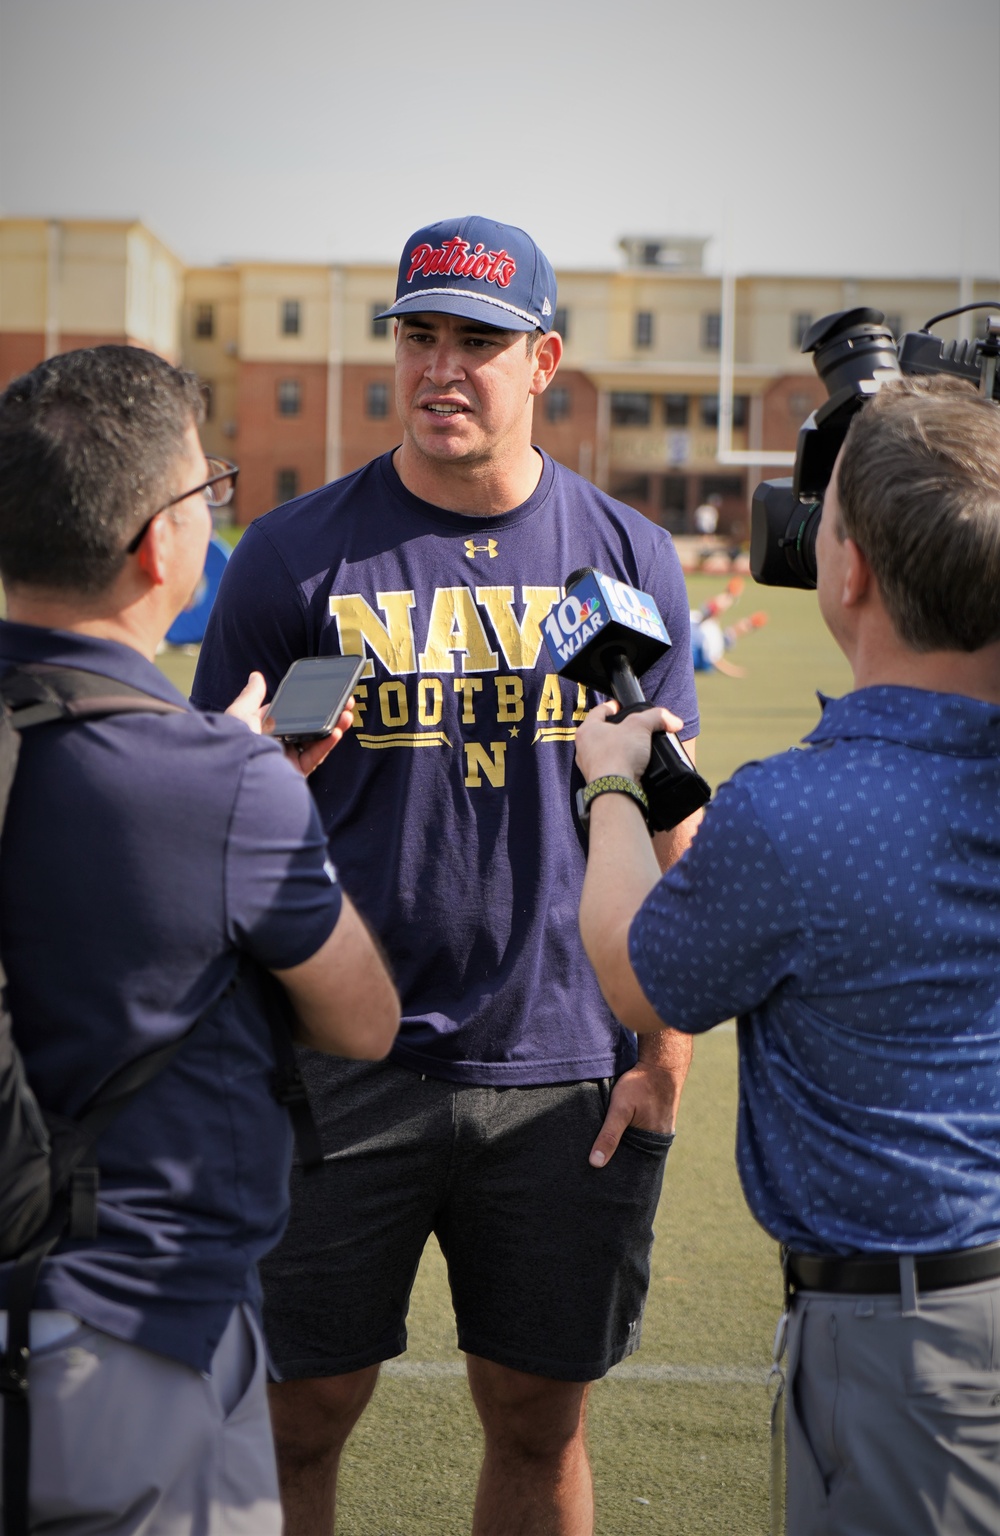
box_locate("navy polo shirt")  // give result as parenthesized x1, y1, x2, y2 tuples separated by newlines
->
(630, 686, 1000, 1256)
(0, 621, 342, 1371)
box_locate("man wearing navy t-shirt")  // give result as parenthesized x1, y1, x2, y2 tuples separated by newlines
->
(194, 217, 704, 1534)
(0, 346, 399, 1534)
(576, 377, 1000, 1536)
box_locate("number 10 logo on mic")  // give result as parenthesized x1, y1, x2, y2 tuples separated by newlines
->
(541, 570, 672, 686)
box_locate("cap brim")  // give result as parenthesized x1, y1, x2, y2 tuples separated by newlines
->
(373, 289, 541, 333)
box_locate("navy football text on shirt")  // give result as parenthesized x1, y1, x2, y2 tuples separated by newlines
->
(194, 450, 699, 1087)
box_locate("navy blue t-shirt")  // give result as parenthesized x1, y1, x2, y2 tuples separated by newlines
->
(194, 450, 699, 1084)
(0, 622, 342, 1370)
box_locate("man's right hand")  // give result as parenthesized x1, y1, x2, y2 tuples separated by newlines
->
(574, 700, 684, 786)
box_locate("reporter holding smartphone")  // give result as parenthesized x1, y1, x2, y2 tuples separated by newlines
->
(0, 346, 399, 1535)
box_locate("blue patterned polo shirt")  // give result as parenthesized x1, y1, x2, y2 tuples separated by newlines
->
(630, 686, 1000, 1255)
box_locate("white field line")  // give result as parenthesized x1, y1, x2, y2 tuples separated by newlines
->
(381, 1361, 768, 1385)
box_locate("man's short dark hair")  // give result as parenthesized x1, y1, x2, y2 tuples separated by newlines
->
(0, 345, 205, 595)
(836, 377, 1000, 652)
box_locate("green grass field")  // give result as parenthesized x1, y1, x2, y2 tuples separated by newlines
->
(159, 574, 852, 1535)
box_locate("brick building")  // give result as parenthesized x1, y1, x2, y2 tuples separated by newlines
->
(1, 218, 995, 536)
(0, 219, 183, 377)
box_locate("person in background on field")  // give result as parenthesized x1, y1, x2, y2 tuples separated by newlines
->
(689, 577, 767, 676)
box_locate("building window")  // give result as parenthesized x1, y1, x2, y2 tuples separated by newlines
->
(553, 307, 569, 341)
(884, 313, 903, 339)
(545, 386, 572, 423)
(700, 474, 742, 503)
(366, 381, 390, 419)
(663, 394, 688, 426)
(371, 304, 390, 339)
(281, 300, 301, 336)
(277, 380, 301, 417)
(610, 472, 651, 504)
(275, 468, 299, 504)
(661, 475, 687, 513)
(201, 381, 214, 421)
(635, 311, 654, 348)
(702, 312, 721, 351)
(792, 312, 813, 349)
(194, 303, 214, 339)
(701, 394, 750, 429)
(610, 392, 652, 426)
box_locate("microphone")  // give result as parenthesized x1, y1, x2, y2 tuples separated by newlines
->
(542, 568, 711, 832)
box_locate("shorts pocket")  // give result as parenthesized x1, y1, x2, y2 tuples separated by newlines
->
(620, 1126, 675, 1158)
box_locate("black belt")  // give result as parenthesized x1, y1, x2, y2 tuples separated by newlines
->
(786, 1242, 1000, 1296)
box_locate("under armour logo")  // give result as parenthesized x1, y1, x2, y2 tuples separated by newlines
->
(465, 539, 498, 559)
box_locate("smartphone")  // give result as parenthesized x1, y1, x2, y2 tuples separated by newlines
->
(263, 655, 365, 745)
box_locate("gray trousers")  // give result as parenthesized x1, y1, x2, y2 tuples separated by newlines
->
(785, 1277, 1000, 1536)
(0, 1304, 281, 1535)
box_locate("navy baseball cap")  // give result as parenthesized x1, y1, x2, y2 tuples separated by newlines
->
(374, 216, 557, 334)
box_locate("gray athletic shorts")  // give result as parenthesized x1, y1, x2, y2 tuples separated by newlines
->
(261, 1058, 673, 1383)
(786, 1278, 1000, 1535)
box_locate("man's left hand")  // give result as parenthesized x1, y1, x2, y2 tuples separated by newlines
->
(589, 1062, 679, 1168)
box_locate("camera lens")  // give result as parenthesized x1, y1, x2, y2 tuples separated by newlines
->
(750, 481, 820, 589)
(804, 309, 901, 398)
(788, 500, 821, 588)
(751, 309, 903, 590)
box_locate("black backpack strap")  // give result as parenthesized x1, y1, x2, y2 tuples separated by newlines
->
(46, 1032, 202, 1235)
(0, 1208, 64, 1535)
(0, 663, 185, 729)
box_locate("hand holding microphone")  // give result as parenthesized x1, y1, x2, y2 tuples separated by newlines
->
(575, 699, 684, 784)
(542, 569, 711, 833)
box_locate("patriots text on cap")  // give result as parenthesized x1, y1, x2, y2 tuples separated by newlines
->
(375, 216, 558, 334)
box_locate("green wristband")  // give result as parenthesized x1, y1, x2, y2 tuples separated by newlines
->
(576, 774, 650, 826)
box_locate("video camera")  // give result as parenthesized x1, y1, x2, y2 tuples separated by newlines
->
(749, 303, 1000, 589)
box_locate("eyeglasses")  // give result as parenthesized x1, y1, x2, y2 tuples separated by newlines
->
(125, 457, 239, 555)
